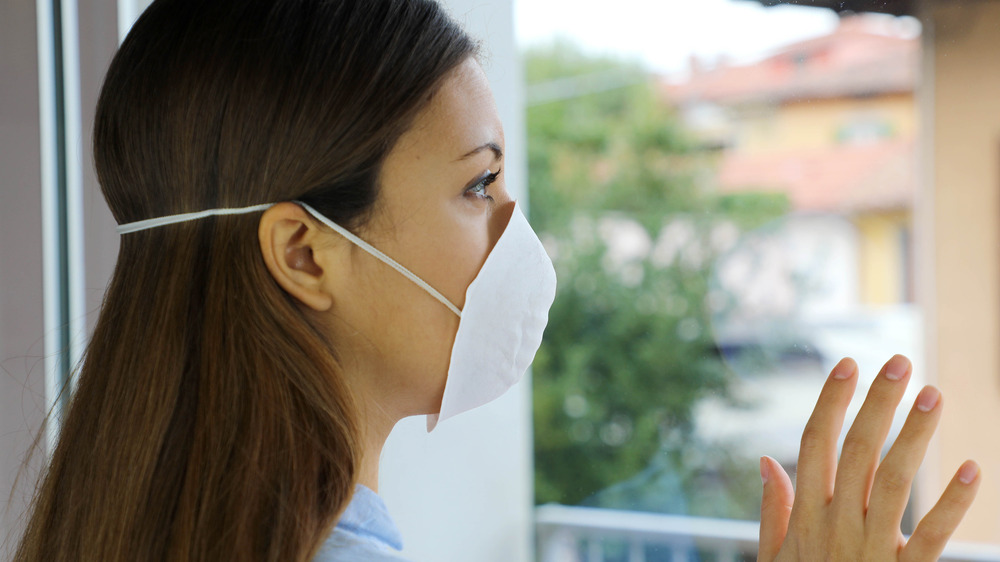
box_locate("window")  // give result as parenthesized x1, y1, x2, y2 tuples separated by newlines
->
(520, 1, 1000, 559)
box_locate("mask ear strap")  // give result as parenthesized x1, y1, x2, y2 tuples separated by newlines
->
(116, 204, 274, 234)
(296, 201, 462, 318)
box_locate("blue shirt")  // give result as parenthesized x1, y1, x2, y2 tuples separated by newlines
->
(314, 485, 413, 561)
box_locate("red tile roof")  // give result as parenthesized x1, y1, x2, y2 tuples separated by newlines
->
(662, 17, 918, 105)
(716, 139, 916, 212)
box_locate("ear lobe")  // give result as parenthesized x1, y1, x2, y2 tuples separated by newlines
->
(258, 202, 334, 312)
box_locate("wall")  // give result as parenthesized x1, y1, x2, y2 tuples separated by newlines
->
(79, 2, 121, 330)
(378, 1, 534, 561)
(739, 93, 916, 153)
(855, 210, 910, 305)
(0, 1, 46, 556)
(925, 0, 1000, 542)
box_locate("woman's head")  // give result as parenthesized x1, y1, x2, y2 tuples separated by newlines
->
(18, 1, 481, 561)
(257, 57, 513, 424)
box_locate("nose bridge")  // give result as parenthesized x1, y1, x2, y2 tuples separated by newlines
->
(494, 180, 514, 207)
(488, 198, 516, 250)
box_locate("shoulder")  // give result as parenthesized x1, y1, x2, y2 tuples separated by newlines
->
(312, 484, 415, 562)
(313, 527, 415, 562)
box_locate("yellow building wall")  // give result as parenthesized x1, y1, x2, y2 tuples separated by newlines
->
(738, 93, 917, 154)
(926, 0, 1000, 542)
(736, 92, 918, 309)
(855, 211, 910, 305)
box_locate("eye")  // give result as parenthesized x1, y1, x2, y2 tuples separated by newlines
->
(466, 168, 501, 201)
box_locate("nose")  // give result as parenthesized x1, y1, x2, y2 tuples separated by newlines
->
(488, 197, 516, 250)
(493, 180, 514, 208)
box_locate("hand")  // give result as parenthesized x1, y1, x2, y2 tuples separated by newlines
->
(758, 355, 980, 561)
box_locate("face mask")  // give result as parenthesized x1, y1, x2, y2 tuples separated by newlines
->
(117, 200, 557, 432)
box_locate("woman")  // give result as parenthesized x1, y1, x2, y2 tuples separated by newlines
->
(14, 0, 979, 560)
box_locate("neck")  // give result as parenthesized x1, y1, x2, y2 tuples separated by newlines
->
(333, 336, 405, 495)
(355, 399, 397, 494)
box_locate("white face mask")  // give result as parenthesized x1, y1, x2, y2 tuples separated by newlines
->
(117, 200, 557, 431)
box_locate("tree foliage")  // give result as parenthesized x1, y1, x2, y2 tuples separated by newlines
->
(527, 42, 788, 518)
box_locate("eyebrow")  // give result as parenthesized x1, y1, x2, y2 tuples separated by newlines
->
(456, 142, 503, 162)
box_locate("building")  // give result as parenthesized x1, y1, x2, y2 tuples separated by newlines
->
(664, 15, 919, 309)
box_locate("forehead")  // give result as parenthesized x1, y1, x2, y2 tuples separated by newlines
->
(396, 58, 504, 158)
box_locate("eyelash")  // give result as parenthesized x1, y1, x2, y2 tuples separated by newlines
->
(467, 168, 501, 201)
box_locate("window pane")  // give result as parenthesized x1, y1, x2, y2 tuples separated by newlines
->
(522, 1, 1000, 557)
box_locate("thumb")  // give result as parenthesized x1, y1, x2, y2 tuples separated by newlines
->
(758, 455, 794, 561)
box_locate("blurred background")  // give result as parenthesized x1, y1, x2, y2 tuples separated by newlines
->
(3, 0, 1000, 561)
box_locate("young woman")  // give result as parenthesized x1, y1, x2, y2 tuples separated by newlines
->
(14, 0, 979, 560)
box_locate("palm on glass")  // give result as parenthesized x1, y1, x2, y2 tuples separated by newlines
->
(759, 355, 980, 561)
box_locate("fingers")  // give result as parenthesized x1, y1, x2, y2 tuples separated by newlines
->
(765, 355, 974, 561)
(864, 385, 942, 551)
(901, 460, 981, 562)
(832, 354, 912, 517)
(758, 455, 795, 561)
(793, 357, 859, 508)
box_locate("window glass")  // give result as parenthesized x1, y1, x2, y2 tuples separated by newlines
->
(521, 1, 1000, 558)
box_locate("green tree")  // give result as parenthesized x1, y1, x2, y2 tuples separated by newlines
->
(527, 42, 787, 519)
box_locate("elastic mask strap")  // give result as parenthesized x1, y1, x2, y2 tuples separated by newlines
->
(115, 201, 463, 318)
(296, 202, 462, 317)
(115, 203, 275, 234)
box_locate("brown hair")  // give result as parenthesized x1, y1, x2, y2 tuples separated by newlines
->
(15, 1, 475, 560)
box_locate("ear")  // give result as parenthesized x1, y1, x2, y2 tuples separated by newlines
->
(258, 202, 336, 312)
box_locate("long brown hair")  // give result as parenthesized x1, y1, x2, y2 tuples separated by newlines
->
(15, 1, 475, 560)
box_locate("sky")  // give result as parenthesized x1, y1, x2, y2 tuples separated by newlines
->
(515, 0, 854, 77)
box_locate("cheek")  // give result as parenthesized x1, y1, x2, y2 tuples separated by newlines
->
(395, 304, 459, 414)
(340, 209, 494, 416)
(352, 255, 462, 415)
(378, 228, 489, 414)
(417, 216, 493, 310)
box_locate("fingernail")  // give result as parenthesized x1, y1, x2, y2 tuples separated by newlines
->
(959, 460, 979, 485)
(884, 355, 910, 381)
(916, 386, 940, 412)
(760, 456, 770, 485)
(832, 358, 856, 379)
